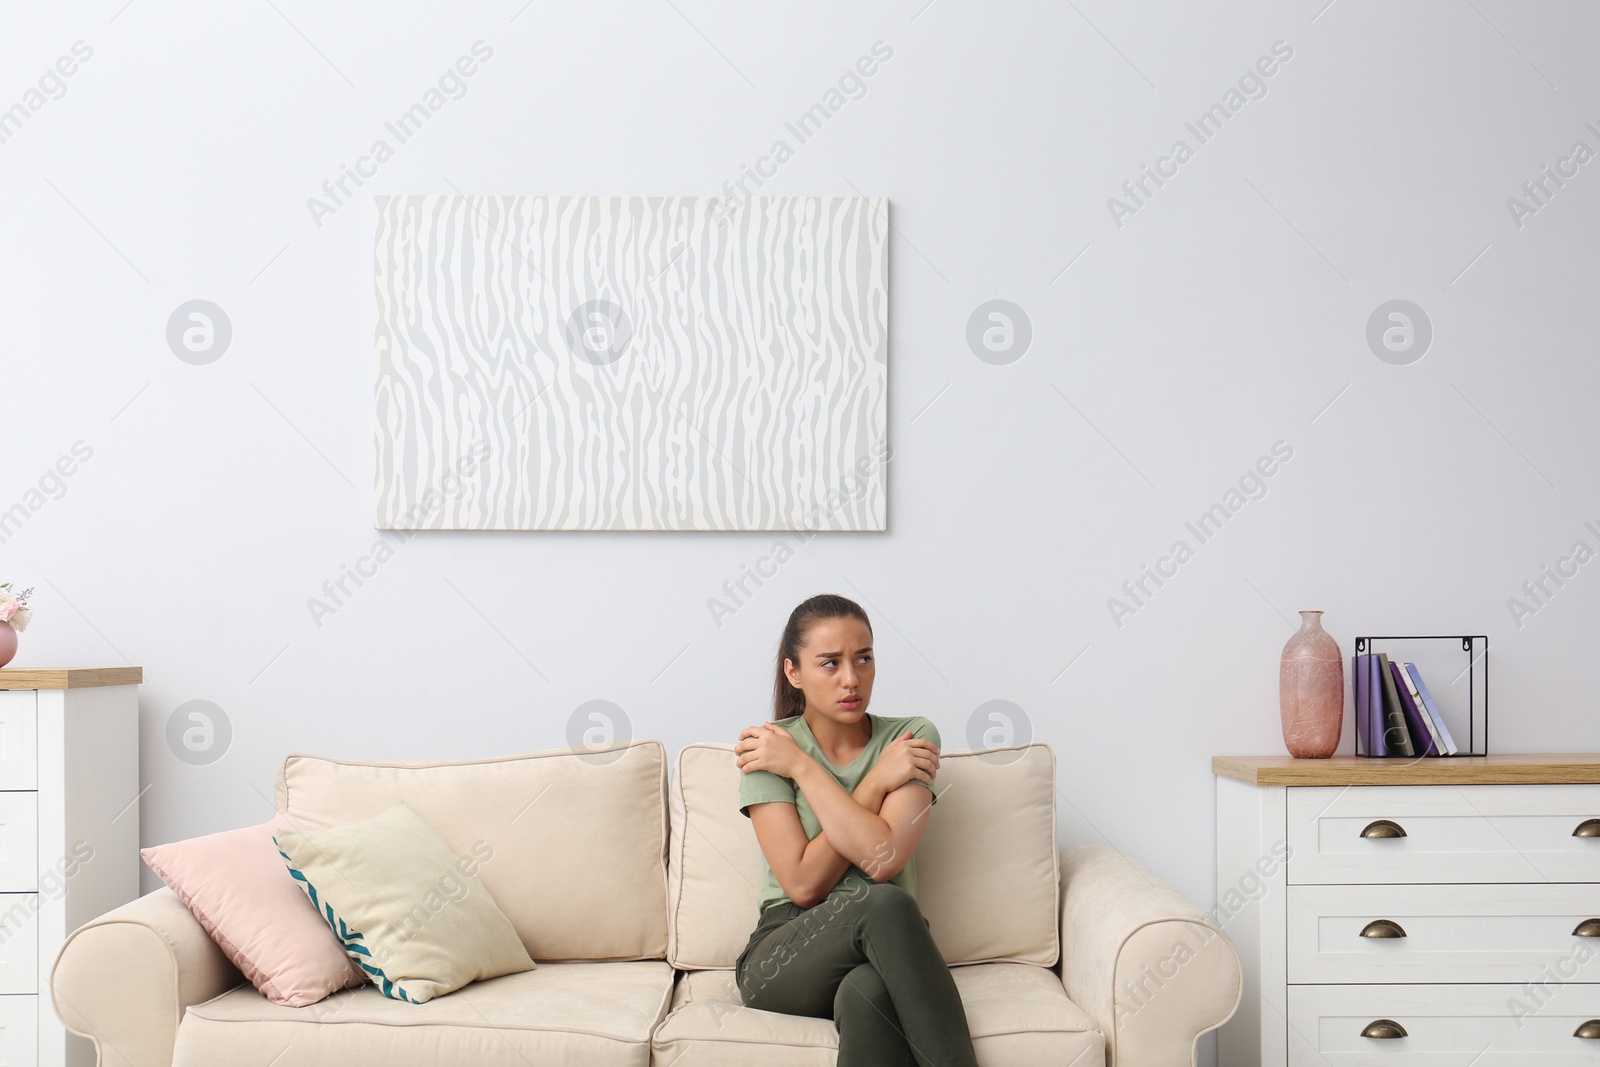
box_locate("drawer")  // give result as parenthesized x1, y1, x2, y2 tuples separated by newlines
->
(0, 798, 35, 894)
(0, 897, 36, 995)
(1288, 785, 1600, 884)
(1289, 884, 1600, 985)
(1290, 983, 1600, 1065)
(0, 695, 35, 791)
(0, 994, 36, 1065)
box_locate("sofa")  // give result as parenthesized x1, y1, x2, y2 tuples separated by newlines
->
(52, 738, 1240, 1066)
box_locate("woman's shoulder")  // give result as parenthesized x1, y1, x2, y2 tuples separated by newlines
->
(768, 713, 808, 741)
(873, 713, 940, 744)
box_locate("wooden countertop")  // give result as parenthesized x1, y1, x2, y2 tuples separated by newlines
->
(1214, 754, 1600, 786)
(0, 667, 143, 690)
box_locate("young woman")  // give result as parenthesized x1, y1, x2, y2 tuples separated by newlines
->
(733, 593, 980, 1067)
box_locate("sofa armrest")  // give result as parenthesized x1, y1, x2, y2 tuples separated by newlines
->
(51, 887, 244, 1067)
(1058, 845, 1240, 1067)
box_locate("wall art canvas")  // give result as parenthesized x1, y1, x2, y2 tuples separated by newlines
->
(374, 195, 888, 531)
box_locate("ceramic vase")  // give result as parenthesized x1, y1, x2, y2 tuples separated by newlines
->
(0, 623, 15, 669)
(1280, 610, 1342, 758)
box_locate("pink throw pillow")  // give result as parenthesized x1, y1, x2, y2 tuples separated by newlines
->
(141, 812, 366, 1007)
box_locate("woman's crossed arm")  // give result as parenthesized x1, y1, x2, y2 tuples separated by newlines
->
(739, 725, 939, 909)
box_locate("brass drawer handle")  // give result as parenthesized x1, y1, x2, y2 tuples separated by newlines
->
(1361, 819, 1407, 839)
(1575, 919, 1600, 938)
(1575, 819, 1600, 838)
(1576, 1020, 1600, 1039)
(1362, 1019, 1408, 1039)
(1361, 919, 1407, 939)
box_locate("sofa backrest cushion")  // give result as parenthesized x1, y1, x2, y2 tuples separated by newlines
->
(668, 741, 1059, 969)
(276, 740, 668, 962)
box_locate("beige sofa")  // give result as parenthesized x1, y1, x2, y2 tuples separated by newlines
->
(52, 739, 1239, 1066)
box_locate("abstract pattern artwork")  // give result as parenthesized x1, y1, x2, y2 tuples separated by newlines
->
(374, 195, 888, 531)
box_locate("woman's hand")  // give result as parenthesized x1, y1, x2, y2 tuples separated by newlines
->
(864, 729, 940, 793)
(735, 722, 811, 780)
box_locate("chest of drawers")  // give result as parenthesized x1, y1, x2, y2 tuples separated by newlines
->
(1215, 755, 1600, 1066)
(0, 668, 140, 1067)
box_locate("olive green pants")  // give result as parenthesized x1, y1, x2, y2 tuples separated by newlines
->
(734, 881, 979, 1067)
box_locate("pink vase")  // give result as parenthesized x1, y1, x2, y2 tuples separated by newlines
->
(0, 623, 15, 669)
(1280, 610, 1343, 758)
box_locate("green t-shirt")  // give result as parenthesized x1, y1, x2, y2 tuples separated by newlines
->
(738, 712, 940, 914)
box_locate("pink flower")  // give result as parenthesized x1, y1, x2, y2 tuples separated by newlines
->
(0, 601, 14, 623)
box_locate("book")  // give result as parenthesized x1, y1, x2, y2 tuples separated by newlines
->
(1368, 655, 1386, 756)
(1405, 662, 1459, 755)
(1353, 654, 1372, 755)
(1390, 659, 1440, 756)
(1395, 662, 1446, 755)
(1396, 663, 1447, 754)
(1376, 652, 1415, 756)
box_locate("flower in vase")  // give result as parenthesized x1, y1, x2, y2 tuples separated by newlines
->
(0, 586, 31, 632)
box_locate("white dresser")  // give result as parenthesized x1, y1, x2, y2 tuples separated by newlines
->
(0, 668, 141, 1067)
(1216, 755, 1600, 1066)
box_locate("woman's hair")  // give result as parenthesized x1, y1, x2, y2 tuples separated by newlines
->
(772, 593, 873, 721)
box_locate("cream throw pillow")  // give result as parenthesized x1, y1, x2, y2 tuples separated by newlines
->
(274, 801, 535, 1003)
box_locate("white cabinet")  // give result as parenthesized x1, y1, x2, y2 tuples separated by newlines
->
(1286, 784, 1600, 885)
(0, 669, 140, 1067)
(1216, 756, 1600, 1066)
(1287, 984, 1600, 1065)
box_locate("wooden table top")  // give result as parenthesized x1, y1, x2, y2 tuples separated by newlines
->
(1214, 754, 1600, 786)
(0, 667, 143, 690)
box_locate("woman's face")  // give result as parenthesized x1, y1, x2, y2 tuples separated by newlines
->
(784, 616, 875, 723)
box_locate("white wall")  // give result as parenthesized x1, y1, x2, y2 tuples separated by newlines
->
(6, 1, 1600, 1060)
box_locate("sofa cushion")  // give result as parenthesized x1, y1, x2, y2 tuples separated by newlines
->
(139, 811, 367, 1007)
(274, 802, 536, 1003)
(667, 741, 1059, 969)
(173, 960, 673, 1067)
(651, 963, 1103, 1066)
(276, 740, 668, 962)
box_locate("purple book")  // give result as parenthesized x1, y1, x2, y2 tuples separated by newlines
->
(1353, 655, 1372, 755)
(1390, 660, 1439, 756)
(1406, 662, 1458, 755)
(1368, 655, 1386, 756)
